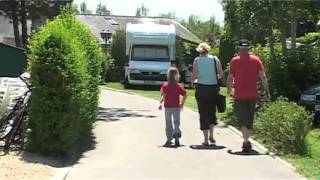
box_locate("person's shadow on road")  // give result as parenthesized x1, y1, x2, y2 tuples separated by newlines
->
(227, 149, 266, 156)
(189, 144, 226, 150)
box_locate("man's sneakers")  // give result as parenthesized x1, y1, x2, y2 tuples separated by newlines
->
(242, 141, 252, 153)
(174, 134, 180, 146)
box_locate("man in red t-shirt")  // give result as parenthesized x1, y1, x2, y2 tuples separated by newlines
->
(227, 39, 271, 153)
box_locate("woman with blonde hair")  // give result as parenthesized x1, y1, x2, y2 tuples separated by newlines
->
(192, 42, 224, 146)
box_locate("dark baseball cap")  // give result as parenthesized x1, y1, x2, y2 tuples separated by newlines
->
(238, 39, 251, 47)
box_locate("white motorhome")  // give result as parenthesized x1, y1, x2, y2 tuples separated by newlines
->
(125, 23, 176, 86)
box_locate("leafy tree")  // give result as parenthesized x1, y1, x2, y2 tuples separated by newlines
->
(80, 1, 91, 14)
(159, 11, 177, 19)
(135, 4, 149, 17)
(181, 14, 222, 44)
(220, 0, 320, 57)
(0, 0, 71, 48)
(107, 30, 127, 81)
(71, 3, 80, 14)
(96, 3, 111, 15)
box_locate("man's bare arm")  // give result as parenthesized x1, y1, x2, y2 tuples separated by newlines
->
(191, 60, 198, 85)
(215, 58, 224, 79)
(259, 71, 271, 100)
(227, 72, 234, 89)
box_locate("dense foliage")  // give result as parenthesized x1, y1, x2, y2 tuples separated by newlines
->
(27, 12, 104, 157)
(106, 30, 127, 82)
(252, 44, 320, 100)
(255, 97, 313, 155)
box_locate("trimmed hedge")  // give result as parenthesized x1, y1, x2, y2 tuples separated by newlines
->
(255, 97, 313, 155)
(58, 13, 105, 135)
(27, 12, 104, 157)
(107, 30, 127, 82)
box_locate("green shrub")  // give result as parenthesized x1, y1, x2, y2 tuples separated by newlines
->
(57, 13, 105, 135)
(109, 30, 127, 81)
(297, 32, 320, 44)
(27, 12, 103, 157)
(306, 129, 320, 159)
(219, 34, 236, 68)
(252, 44, 320, 101)
(255, 97, 313, 155)
(105, 58, 124, 82)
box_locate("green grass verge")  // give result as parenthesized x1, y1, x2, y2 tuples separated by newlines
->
(284, 129, 320, 179)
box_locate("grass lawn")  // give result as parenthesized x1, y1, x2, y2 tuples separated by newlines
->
(284, 129, 320, 179)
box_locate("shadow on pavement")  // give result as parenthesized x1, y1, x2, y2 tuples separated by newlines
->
(97, 107, 157, 122)
(190, 144, 226, 150)
(125, 85, 161, 91)
(19, 132, 97, 167)
(159, 144, 186, 149)
(227, 149, 265, 156)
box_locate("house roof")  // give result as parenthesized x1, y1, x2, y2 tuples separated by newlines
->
(75, 14, 201, 44)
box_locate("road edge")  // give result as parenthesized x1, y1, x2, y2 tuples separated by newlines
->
(51, 167, 72, 180)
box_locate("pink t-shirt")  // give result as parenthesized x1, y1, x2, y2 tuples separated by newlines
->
(160, 82, 186, 108)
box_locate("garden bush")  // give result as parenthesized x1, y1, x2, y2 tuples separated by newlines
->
(305, 129, 320, 160)
(108, 30, 127, 82)
(27, 12, 103, 157)
(57, 13, 105, 135)
(219, 34, 236, 68)
(252, 44, 320, 101)
(297, 32, 320, 44)
(255, 97, 313, 155)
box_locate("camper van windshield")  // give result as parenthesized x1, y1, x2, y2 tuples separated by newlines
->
(132, 45, 170, 61)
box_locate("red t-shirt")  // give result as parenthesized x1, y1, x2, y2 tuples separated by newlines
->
(230, 53, 264, 100)
(160, 82, 186, 108)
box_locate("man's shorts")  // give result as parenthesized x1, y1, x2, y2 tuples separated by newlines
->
(234, 100, 257, 130)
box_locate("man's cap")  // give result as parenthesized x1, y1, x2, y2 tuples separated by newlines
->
(238, 39, 251, 47)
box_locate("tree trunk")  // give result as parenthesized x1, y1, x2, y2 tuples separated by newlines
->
(290, 5, 297, 52)
(268, 29, 275, 62)
(10, 1, 21, 47)
(267, 2, 275, 61)
(21, 1, 28, 48)
(280, 26, 287, 56)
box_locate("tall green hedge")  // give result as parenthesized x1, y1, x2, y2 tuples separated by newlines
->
(57, 13, 105, 135)
(107, 30, 127, 82)
(27, 12, 104, 157)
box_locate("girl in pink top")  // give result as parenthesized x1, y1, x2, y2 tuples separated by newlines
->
(159, 67, 187, 147)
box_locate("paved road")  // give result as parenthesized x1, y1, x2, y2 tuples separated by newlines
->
(66, 89, 304, 180)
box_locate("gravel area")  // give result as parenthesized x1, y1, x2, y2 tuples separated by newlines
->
(0, 149, 66, 180)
